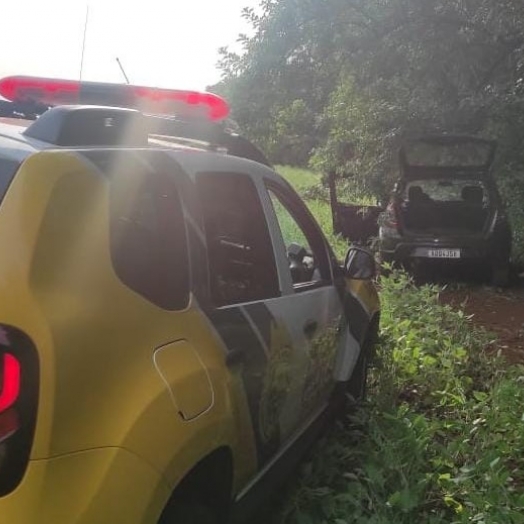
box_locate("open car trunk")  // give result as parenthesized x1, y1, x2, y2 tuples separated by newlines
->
(400, 199, 491, 236)
(397, 136, 497, 237)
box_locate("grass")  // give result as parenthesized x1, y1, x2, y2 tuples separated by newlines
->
(275, 165, 348, 257)
(268, 165, 524, 524)
(277, 165, 324, 193)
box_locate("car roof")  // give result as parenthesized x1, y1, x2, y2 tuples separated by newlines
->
(0, 120, 50, 162)
(0, 116, 192, 158)
(0, 116, 284, 186)
(0, 103, 270, 162)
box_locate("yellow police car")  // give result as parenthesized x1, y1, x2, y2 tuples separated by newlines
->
(0, 76, 379, 523)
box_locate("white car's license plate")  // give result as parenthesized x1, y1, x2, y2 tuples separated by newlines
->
(427, 249, 461, 259)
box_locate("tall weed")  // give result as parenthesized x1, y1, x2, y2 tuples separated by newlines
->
(269, 271, 524, 524)
(272, 166, 524, 524)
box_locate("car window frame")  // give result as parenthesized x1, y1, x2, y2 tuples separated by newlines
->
(262, 178, 333, 294)
(194, 170, 282, 309)
(83, 149, 192, 311)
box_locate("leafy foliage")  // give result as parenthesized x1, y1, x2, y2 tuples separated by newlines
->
(261, 168, 524, 524)
(264, 272, 524, 524)
(215, 0, 524, 258)
(275, 165, 348, 257)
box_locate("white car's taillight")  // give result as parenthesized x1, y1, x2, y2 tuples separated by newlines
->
(379, 203, 401, 238)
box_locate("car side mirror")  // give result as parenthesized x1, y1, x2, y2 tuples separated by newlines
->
(344, 246, 376, 280)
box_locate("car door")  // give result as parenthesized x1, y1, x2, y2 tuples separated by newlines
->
(194, 170, 303, 470)
(258, 176, 346, 424)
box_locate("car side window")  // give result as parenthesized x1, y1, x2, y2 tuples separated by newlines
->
(266, 182, 331, 289)
(196, 172, 280, 307)
(103, 153, 190, 310)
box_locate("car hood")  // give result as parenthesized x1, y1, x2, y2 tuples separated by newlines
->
(399, 135, 497, 179)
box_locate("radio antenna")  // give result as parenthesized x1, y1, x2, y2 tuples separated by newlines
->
(79, 6, 89, 80)
(116, 57, 130, 84)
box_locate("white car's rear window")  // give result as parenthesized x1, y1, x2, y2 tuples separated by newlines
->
(404, 179, 488, 204)
(404, 142, 492, 168)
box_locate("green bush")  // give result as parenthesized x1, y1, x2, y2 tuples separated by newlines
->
(266, 271, 524, 524)
(276, 165, 356, 259)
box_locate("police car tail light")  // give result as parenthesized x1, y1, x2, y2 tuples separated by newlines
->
(0, 76, 230, 121)
(0, 328, 39, 497)
(0, 353, 21, 414)
(0, 350, 22, 447)
(0, 352, 20, 447)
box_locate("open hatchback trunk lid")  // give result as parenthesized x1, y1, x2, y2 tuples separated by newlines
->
(399, 135, 497, 179)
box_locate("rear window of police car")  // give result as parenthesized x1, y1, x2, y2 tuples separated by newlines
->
(82, 150, 190, 311)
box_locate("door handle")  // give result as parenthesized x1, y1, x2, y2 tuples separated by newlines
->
(225, 347, 246, 367)
(303, 320, 318, 339)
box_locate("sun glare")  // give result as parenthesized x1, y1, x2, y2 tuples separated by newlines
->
(0, 0, 257, 91)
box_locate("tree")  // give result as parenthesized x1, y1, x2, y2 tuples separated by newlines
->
(216, 0, 524, 256)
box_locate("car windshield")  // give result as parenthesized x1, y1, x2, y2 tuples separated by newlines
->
(404, 179, 488, 204)
(404, 141, 493, 167)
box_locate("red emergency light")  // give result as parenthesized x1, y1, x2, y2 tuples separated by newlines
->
(0, 76, 230, 121)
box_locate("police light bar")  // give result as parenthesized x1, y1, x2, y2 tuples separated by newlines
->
(0, 76, 230, 121)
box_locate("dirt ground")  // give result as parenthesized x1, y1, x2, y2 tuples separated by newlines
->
(440, 280, 524, 363)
